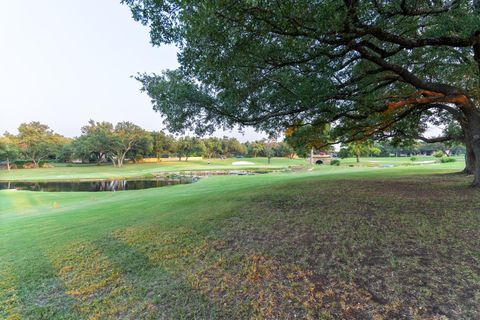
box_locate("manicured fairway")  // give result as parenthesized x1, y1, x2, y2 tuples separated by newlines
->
(1, 161, 478, 319)
(0, 157, 305, 182)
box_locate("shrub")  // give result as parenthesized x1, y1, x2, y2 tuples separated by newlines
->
(13, 160, 30, 168)
(253, 169, 271, 174)
(41, 163, 54, 168)
(410, 156, 417, 161)
(330, 159, 341, 166)
(23, 162, 37, 169)
(433, 151, 444, 158)
(440, 157, 456, 163)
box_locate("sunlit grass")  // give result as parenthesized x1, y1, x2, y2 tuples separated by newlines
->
(0, 157, 306, 181)
(0, 161, 477, 318)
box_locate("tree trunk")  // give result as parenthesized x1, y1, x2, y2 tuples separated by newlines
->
(464, 108, 480, 186)
(356, 153, 360, 163)
(110, 156, 118, 167)
(117, 153, 126, 167)
(96, 153, 104, 165)
(6, 157, 10, 171)
(268, 156, 271, 164)
(463, 137, 475, 174)
(309, 147, 313, 165)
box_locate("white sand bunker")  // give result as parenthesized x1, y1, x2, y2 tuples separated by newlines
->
(232, 161, 255, 165)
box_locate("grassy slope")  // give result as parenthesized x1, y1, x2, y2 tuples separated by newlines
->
(1, 161, 478, 319)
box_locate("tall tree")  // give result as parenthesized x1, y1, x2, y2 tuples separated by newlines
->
(176, 137, 206, 161)
(128, 133, 153, 163)
(16, 122, 66, 167)
(272, 142, 295, 158)
(124, 0, 480, 185)
(0, 136, 20, 170)
(151, 131, 175, 159)
(80, 120, 116, 164)
(203, 137, 223, 158)
(71, 136, 95, 163)
(110, 122, 150, 167)
(220, 137, 246, 158)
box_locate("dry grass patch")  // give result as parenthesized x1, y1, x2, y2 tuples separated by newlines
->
(0, 264, 21, 320)
(50, 241, 158, 319)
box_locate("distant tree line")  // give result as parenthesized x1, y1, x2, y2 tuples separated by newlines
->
(1, 121, 465, 170)
(0, 121, 296, 170)
(337, 140, 466, 160)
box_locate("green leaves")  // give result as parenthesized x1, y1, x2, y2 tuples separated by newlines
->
(125, 0, 479, 151)
(15, 122, 69, 164)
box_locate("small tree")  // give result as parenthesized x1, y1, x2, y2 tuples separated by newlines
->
(262, 136, 278, 164)
(250, 142, 264, 158)
(346, 141, 379, 163)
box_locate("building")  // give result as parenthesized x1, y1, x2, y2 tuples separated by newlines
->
(308, 150, 332, 165)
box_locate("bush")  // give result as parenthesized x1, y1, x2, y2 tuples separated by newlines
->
(440, 157, 456, 163)
(433, 151, 444, 158)
(410, 156, 417, 161)
(13, 160, 30, 168)
(330, 159, 341, 166)
(13, 160, 50, 168)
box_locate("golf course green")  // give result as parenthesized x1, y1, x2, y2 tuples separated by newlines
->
(1, 157, 478, 319)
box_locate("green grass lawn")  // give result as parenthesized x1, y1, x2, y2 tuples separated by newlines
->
(0, 157, 305, 181)
(0, 156, 461, 181)
(1, 160, 478, 319)
(338, 155, 464, 166)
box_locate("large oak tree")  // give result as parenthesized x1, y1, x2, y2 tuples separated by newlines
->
(124, 0, 480, 185)
(16, 122, 67, 167)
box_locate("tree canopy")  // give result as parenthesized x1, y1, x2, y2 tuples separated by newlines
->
(0, 136, 20, 170)
(123, 0, 480, 185)
(15, 122, 68, 166)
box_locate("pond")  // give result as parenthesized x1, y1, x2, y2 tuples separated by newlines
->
(0, 177, 198, 192)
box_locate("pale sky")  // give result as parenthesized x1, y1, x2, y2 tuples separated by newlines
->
(0, 0, 266, 142)
(0, 1, 441, 141)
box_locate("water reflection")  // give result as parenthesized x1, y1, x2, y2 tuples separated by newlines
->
(0, 178, 197, 192)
